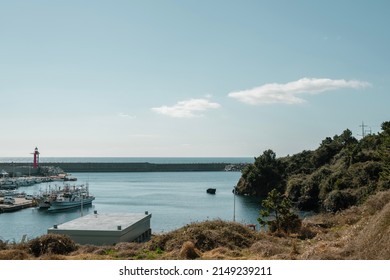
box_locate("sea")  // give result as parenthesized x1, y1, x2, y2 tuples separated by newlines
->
(0, 157, 267, 242)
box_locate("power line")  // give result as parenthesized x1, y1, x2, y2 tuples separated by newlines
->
(359, 121, 372, 138)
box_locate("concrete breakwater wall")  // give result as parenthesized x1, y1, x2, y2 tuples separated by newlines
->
(1, 162, 231, 173)
(51, 162, 229, 172)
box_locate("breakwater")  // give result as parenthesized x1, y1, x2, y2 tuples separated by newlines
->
(0, 162, 241, 173)
(50, 162, 229, 172)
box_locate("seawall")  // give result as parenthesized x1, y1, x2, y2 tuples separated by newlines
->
(47, 162, 229, 172)
(0, 162, 233, 173)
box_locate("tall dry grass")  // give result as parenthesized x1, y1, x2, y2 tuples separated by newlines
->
(342, 191, 390, 259)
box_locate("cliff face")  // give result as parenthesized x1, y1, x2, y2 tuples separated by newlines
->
(235, 122, 390, 213)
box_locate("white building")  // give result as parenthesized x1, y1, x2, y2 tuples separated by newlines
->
(48, 211, 152, 245)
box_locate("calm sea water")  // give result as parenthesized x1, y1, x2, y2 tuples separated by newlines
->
(0, 171, 262, 242)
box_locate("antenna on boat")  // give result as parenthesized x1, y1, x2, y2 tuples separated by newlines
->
(81, 191, 84, 217)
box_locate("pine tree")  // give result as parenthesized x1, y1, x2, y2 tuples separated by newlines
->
(258, 189, 302, 234)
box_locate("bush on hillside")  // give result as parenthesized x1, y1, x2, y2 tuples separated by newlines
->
(146, 220, 256, 253)
(236, 121, 390, 213)
(28, 234, 77, 257)
(323, 190, 356, 212)
(258, 189, 302, 234)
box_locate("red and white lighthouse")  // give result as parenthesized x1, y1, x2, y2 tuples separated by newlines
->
(32, 147, 40, 169)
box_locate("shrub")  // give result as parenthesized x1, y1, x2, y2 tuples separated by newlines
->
(146, 220, 256, 254)
(28, 234, 77, 257)
(286, 176, 304, 202)
(258, 189, 302, 234)
(0, 239, 7, 250)
(323, 190, 356, 212)
(179, 241, 200, 259)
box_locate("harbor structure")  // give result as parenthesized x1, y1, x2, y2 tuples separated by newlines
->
(32, 147, 40, 169)
(0, 197, 35, 213)
(47, 211, 152, 245)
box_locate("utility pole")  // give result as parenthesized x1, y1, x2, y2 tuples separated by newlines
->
(359, 121, 368, 138)
(233, 186, 236, 222)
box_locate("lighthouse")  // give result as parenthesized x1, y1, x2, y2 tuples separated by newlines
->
(33, 147, 40, 169)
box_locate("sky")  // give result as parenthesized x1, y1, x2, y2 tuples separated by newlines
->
(0, 0, 389, 158)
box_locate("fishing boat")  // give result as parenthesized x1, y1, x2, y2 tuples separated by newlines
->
(206, 188, 216, 194)
(47, 183, 94, 212)
(36, 183, 95, 211)
(36, 185, 68, 209)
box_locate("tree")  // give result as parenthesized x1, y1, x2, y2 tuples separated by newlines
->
(257, 189, 301, 234)
(380, 121, 390, 186)
(382, 121, 390, 135)
(336, 129, 358, 146)
(241, 149, 285, 196)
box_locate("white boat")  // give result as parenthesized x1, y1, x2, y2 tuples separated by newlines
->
(36, 186, 64, 209)
(47, 183, 94, 212)
(36, 183, 95, 211)
(0, 179, 18, 189)
(47, 196, 95, 211)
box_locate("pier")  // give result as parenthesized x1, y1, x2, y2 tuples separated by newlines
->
(0, 197, 35, 213)
(51, 162, 229, 172)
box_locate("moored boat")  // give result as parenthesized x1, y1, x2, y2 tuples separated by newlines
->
(207, 188, 216, 194)
(47, 195, 95, 211)
(36, 183, 95, 211)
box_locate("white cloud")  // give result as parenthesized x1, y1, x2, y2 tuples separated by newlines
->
(151, 98, 221, 118)
(130, 134, 159, 138)
(118, 113, 136, 119)
(228, 77, 371, 105)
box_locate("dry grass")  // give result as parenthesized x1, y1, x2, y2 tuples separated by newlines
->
(1, 190, 390, 260)
(249, 239, 290, 259)
(146, 219, 257, 254)
(297, 190, 390, 259)
(178, 241, 201, 259)
(202, 247, 247, 260)
(0, 249, 30, 260)
(343, 195, 390, 259)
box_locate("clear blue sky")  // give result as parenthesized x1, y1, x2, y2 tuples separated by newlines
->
(0, 0, 389, 157)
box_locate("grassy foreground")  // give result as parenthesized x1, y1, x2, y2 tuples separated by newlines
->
(1, 189, 390, 260)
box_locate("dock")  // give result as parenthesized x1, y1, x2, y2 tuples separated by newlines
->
(47, 211, 152, 245)
(0, 197, 35, 213)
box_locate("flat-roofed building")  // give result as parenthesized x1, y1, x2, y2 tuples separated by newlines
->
(48, 211, 151, 245)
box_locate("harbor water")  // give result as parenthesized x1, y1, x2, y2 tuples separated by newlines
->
(0, 171, 262, 242)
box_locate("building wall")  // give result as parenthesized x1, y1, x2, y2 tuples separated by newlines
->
(48, 215, 152, 245)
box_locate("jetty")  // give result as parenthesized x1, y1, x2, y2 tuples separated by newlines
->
(0, 197, 35, 213)
(0, 162, 247, 173)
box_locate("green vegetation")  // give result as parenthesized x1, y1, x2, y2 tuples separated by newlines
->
(237, 121, 390, 213)
(258, 189, 302, 234)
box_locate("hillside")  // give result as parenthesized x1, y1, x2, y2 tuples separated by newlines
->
(1, 121, 389, 260)
(1, 189, 390, 260)
(236, 121, 390, 213)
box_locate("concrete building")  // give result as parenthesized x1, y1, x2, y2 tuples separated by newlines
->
(48, 211, 152, 245)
